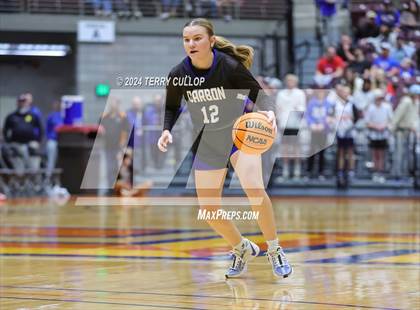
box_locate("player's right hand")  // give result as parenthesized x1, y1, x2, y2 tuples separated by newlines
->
(157, 130, 173, 152)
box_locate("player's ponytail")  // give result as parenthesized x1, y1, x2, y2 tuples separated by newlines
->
(184, 18, 254, 70)
(213, 36, 254, 70)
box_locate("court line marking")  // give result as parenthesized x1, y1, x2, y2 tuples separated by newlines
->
(0, 296, 202, 310)
(0, 241, 378, 254)
(75, 196, 264, 206)
(1, 226, 418, 237)
(305, 249, 420, 264)
(0, 287, 403, 310)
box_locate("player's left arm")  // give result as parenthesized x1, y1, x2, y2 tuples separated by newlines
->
(230, 63, 277, 132)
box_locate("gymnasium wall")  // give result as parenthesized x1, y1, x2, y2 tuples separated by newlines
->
(78, 35, 262, 123)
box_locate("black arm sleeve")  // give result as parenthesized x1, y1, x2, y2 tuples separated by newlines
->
(34, 114, 44, 142)
(229, 63, 275, 112)
(163, 71, 184, 132)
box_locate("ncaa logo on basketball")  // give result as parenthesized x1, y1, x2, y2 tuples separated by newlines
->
(246, 135, 267, 145)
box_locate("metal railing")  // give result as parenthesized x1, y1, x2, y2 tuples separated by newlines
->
(0, 0, 291, 20)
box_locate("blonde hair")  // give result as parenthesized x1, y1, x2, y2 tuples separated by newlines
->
(184, 18, 254, 69)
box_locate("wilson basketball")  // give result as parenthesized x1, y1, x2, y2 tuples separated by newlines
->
(232, 112, 276, 154)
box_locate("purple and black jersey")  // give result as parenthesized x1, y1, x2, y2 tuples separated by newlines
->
(163, 49, 275, 169)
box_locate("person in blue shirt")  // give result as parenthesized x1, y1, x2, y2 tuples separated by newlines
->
(375, 0, 400, 28)
(373, 43, 400, 77)
(45, 100, 63, 176)
(126, 96, 144, 172)
(306, 88, 332, 179)
(315, 0, 347, 45)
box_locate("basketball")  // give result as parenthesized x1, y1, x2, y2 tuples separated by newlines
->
(232, 112, 276, 154)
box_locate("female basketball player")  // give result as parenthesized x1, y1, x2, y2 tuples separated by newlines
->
(157, 18, 292, 279)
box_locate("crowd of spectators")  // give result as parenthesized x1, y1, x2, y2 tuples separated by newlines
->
(262, 0, 420, 184)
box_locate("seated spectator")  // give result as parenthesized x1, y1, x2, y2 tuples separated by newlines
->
(338, 67, 363, 93)
(370, 67, 388, 90)
(391, 84, 420, 179)
(217, 0, 238, 22)
(354, 10, 380, 40)
(314, 46, 345, 87)
(45, 100, 63, 176)
(348, 48, 372, 78)
(365, 89, 393, 183)
(399, 57, 416, 81)
(195, 0, 218, 18)
(372, 42, 400, 77)
(375, 0, 400, 28)
(276, 74, 306, 180)
(2, 94, 44, 171)
(336, 34, 356, 63)
(91, 0, 112, 16)
(391, 35, 416, 63)
(400, 0, 419, 30)
(114, 150, 153, 197)
(160, 0, 181, 19)
(306, 88, 332, 179)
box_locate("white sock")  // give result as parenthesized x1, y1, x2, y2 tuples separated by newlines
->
(233, 238, 248, 252)
(266, 239, 279, 251)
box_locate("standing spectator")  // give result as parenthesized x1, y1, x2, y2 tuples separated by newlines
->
(143, 94, 165, 169)
(391, 84, 420, 179)
(375, 0, 400, 28)
(276, 74, 306, 180)
(3, 94, 44, 171)
(372, 42, 400, 78)
(352, 79, 375, 114)
(306, 88, 332, 179)
(101, 97, 129, 189)
(336, 34, 356, 63)
(315, 0, 339, 46)
(314, 46, 345, 87)
(45, 100, 63, 176)
(365, 89, 393, 183)
(333, 86, 356, 181)
(126, 96, 144, 174)
(355, 10, 380, 40)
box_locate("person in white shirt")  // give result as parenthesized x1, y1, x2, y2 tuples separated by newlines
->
(332, 86, 356, 181)
(390, 84, 420, 179)
(275, 74, 306, 180)
(365, 89, 393, 183)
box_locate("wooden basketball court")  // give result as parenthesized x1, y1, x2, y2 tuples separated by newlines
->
(0, 196, 419, 309)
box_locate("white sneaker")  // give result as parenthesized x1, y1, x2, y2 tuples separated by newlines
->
(266, 246, 293, 278)
(225, 239, 260, 278)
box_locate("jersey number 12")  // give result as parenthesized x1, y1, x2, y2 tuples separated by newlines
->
(201, 105, 219, 124)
